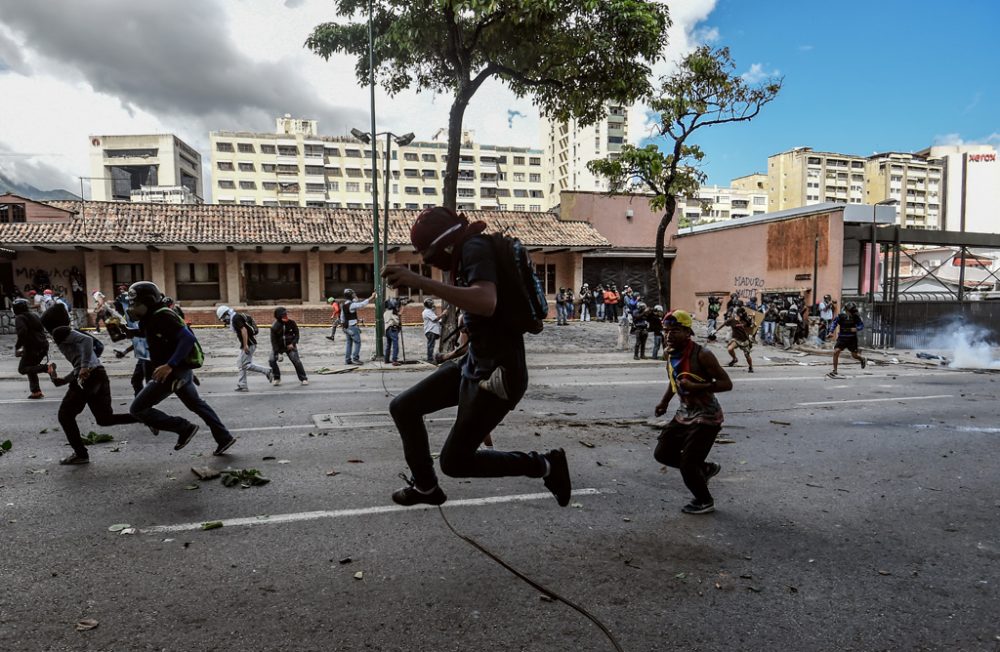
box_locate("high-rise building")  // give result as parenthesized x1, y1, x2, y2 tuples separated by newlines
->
(208, 118, 546, 211)
(864, 152, 944, 229)
(88, 134, 203, 202)
(915, 143, 999, 233)
(767, 147, 867, 212)
(541, 104, 629, 209)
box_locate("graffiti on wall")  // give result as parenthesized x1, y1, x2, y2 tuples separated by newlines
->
(733, 275, 765, 299)
(14, 266, 84, 295)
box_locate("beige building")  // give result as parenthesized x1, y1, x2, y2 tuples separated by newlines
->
(681, 173, 769, 224)
(541, 104, 629, 209)
(209, 116, 547, 212)
(767, 147, 867, 212)
(864, 152, 943, 229)
(88, 133, 203, 202)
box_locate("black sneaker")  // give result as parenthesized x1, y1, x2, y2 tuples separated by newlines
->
(705, 462, 721, 481)
(213, 436, 237, 456)
(391, 474, 447, 506)
(148, 426, 160, 437)
(860, 357, 867, 370)
(59, 453, 90, 465)
(681, 500, 715, 515)
(174, 424, 199, 451)
(747, 367, 754, 373)
(727, 360, 737, 367)
(543, 448, 572, 507)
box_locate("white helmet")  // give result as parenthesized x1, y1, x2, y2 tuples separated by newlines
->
(215, 305, 231, 321)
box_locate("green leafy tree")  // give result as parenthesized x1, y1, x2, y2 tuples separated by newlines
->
(589, 46, 781, 308)
(306, 0, 670, 209)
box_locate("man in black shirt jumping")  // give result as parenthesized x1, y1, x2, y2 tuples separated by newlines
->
(381, 206, 571, 507)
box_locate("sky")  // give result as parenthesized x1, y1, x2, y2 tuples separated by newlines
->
(0, 0, 997, 193)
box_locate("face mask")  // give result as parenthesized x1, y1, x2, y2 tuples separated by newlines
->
(126, 303, 148, 321)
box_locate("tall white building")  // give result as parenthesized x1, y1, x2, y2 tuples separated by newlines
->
(865, 152, 944, 229)
(916, 143, 1000, 233)
(88, 134, 203, 202)
(681, 173, 769, 224)
(209, 118, 546, 211)
(541, 104, 629, 209)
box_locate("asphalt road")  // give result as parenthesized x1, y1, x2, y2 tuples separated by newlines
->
(1, 338, 999, 651)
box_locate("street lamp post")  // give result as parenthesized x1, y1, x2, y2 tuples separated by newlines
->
(868, 199, 898, 304)
(381, 131, 414, 297)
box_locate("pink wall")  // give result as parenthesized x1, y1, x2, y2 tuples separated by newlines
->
(670, 211, 846, 318)
(558, 192, 679, 249)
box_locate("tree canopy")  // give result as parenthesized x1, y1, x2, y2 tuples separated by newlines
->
(306, 0, 671, 208)
(589, 45, 782, 307)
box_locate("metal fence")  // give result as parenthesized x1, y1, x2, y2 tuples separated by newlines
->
(846, 296, 1000, 349)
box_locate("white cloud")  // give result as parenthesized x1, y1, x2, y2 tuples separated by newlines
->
(798, 44, 814, 52)
(741, 63, 781, 84)
(932, 132, 1000, 148)
(0, 0, 719, 191)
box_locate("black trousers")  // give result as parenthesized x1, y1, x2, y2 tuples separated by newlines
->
(18, 351, 48, 393)
(59, 367, 137, 457)
(633, 330, 648, 358)
(653, 420, 721, 503)
(130, 360, 152, 396)
(388, 360, 543, 490)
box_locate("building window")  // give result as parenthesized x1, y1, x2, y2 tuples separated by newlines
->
(239, 181, 256, 190)
(304, 166, 325, 175)
(278, 145, 298, 157)
(364, 183, 373, 193)
(405, 203, 419, 209)
(753, 196, 766, 205)
(262, 163, 276, 173)
(306, 183, 326, 193)
(345, 149, 362, 158)
(529, 173, 541, 183)
(244, 263, 302, 303)
(0, 203, 27, 223)
(421, 154, 436, 162)
(238, 162, 255, 172)
(263, 182, 278, 190)
(346, 168, 364, 178)
(422, 187, 436, 195)
(218, 180, 235, 189)
(216, 142, 234, 152)
(175, 262, 221, 302)
(327, 181, 339, 191)
(513, 204, 525, 211)
(324, 263, 373, 298)
(342, 182, 358, 193)
(111, 264, 144, 288)
(514, 189, 528, 198)
(237, 143, 255, 154)
(260, 144, 276, 154)
(529, 157, 541, 166)
(217, 161, 234, 171)
(535, 263, 556, 294)
(513, 156, 525, 165)
(529, 205, 541, 212)
(513, 172, 525, 182)
(404, 153, 418, 161)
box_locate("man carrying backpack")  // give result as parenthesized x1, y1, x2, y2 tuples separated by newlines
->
(342, 288, 376, 365)
(216, 305, 272, 391)
(40, 303, 137, 465)
(381, 206, 571, 508)
(13, 298, 49, 399)
(128, 282, 236, 456)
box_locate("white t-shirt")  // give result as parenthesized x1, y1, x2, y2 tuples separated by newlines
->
(422, 308, 441, 336)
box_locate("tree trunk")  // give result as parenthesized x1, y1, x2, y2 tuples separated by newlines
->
(654, 195, 677, 309)
(441, 92, 471, 210)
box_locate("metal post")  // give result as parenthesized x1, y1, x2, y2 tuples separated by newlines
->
(868, 219, 877, 304)
(891, 227, 901, 348)
(366, 0, 383, 358)
(382, 132, 391, 301)
(811, 233, 819, 310)
(957, 246, 967, 302)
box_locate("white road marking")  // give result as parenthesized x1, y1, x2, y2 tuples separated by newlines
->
(229, 416, 453, 433)
(138, 488, 603, 534)
(549, 370, 957, 387)
(796, 394, 953, 406)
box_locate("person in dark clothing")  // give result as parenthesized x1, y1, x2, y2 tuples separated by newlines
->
(40, 303, 137, 465)
(654, 309, 733, 514)
(828, 302, 867, 377)
(648, 304, 665, 360)
(631, 302, 650, 359)
(127, 282, 236, 456)
(268, 306, 309, 386)
(381, 206, 571, 507)
(706, 296, 722, 341)
(13, 298, 50, 399)
(216, 305, 271, 391)
(724, 307, 755, 372)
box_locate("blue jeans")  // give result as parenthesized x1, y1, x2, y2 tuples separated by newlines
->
(425, 332, 439, 362)
(651, 333, 663, 359)
(344, 324, 361, 363)
(385, 328, 399, 362)
(556, 304, 567, 324)
(129, 368, 231, 444)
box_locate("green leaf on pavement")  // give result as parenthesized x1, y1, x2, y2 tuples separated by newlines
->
(201, 521, 223, 530)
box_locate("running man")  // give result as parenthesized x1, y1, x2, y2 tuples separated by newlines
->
(827, 301, 867, 377)
(724, 307, 755, 373)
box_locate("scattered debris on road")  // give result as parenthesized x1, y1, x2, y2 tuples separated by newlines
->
(75, 619, 99, 632)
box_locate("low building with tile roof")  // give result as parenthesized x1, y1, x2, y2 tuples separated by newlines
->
(0, 194, 608, 325)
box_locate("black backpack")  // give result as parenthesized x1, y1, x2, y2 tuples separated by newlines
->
(486, 233, 548, 335)
(239, 312, 259, 336)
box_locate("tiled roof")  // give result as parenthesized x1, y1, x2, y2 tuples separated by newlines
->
(0, 201, 609, 249)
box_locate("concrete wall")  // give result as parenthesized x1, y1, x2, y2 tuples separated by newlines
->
(558, 191, 677, 249)
(670, 211, 846, 319)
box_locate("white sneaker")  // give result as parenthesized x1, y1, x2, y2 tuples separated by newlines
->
(300, 379, 309, 386)
(272, 378, 281, 386)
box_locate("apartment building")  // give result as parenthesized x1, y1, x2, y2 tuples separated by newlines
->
(209, 117, 547, 212)
(916, 143, 999, 233)
(864, 152, 943, 229)
(767, 147, 867, 212)
(541, 104, 629, 209)
(680, 177, 769, 224)
(88, 134, 203, 202)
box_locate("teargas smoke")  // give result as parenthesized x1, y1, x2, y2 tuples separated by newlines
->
(945, 324, 1000, 370)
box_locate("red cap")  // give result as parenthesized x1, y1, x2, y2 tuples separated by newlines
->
(409, 206, 466, 253)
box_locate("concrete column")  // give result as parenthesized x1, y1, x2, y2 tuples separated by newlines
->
(572, 252, 584, 290)
(83, 251, 102, 299)
(149, 251, 166, 290)
(225, 250, 241, 306)
(306, 250, 322, 303)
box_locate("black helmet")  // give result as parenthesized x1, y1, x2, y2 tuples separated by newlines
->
(344, 288, 356, 300)
(845, 302, 858, 313)
(12, 298, 30, 315)
(274, 306, 288, 319)
(40, 302, 71, 333)
(126, 281, 164, 320)
(423, 298, 434, 309)
(385, 298, 398, 312)
(163, 296, 175, 306)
